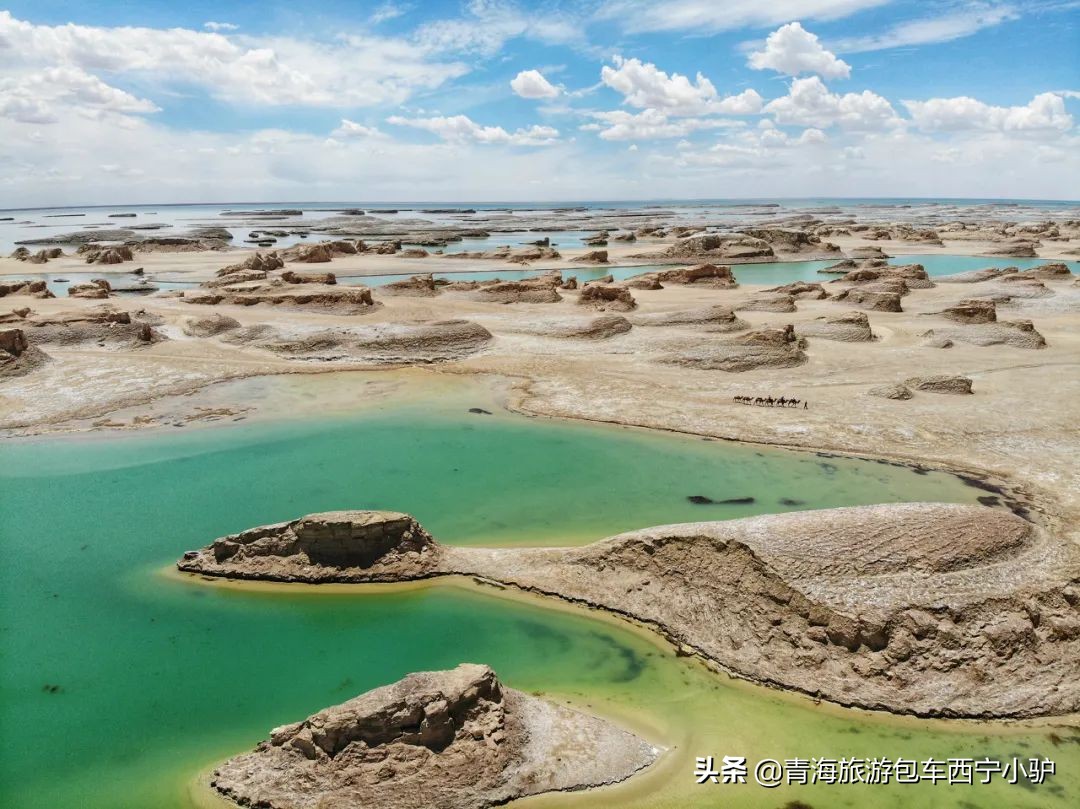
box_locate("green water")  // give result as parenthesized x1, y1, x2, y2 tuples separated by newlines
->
(1, 390, 1074, 808)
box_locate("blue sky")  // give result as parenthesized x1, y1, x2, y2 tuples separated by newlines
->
(0, 1, 1077, 204)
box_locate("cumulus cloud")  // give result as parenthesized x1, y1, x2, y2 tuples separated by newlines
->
(581, 108, 745, 140)
(510, 69, 560, 99)
(0, 66, 158, 124)
(331, 119, 385, 138)
(748, 22, 851, 79)
(0, 10, 468, 108)
(601, 56, 763, 116)
(764, 76, 902, 130)
(904, 92, 1073, 135)
(387, 114, 560, 145)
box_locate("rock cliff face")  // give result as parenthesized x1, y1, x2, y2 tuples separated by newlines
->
(209, 664, 657, 809)
(179, 505, 1080, 718)
(178, 511, 442, 582)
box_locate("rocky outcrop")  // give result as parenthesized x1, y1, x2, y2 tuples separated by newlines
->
(381, 273, 441, 297)
(183, 281, 377, 314)
(208, 664, 657, 809)
(281, 270, 336, 285)
(178, 511, 441, 582)
(0, 327, 50, 377)
(0, 279, 54, 299)
(577, 284, 636, 312)
(922, 320, 1047, 350)
(867, 383, 912, 400)
(797, 311, 874, 342)
(21, 307, 163, 348)
(509, 314, 633, 340)
(660, 325, 807, 372)
(763, 281, 829, 299)
(181, 313, 242, 338)
(834, 263, 932, 290)
(936, 266, 1018, 284)
(571, 250, 609, 264)
(736, 293, 797, 313)
(940, 299, 997, 324)
(220, 319, 492, 364)
(904, 375, 974, 394)
(848, 246, 889, 259)
(68, 279, 112, 299)
(1013, 262, 1073, 280)
(218, 252, 285, 276)
(644, 234, 774, 262)
(831, 287, 903, 312)
(12, 247, 63, 264)
(79, 244, 134, 265)
(625, 263, 737, 288)
(465, 279, 561, 304)
(630, 305, 749, 333)
(985, 241, 1038, 258)
(738, 227, 842, 257)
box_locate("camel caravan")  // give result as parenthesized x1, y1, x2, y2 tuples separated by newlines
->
(733, 395, 808, 408)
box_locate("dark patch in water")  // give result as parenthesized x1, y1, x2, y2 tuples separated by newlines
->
(1005, 500, 1032, 521)
(912, 466, 930, 475)
(780, 802, 815, 809)
(957, 474, 1005, 494)
(687, 495, 755, 505)
(977, 495, 1001, 507)
(467, 407, 492, 415)
(779, 498, 806, 506)
(42, 684, 62, 694)
(587, 631, 647, 682)
(818, 462, 838, 474)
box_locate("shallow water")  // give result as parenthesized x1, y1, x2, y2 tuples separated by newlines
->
(335, 254, 1080, 290)
(0, 381, 1074, 808)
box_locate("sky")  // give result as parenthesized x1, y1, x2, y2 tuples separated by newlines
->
(0, 0, 1078, 206)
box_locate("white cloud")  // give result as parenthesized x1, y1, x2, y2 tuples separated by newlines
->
(0, 10, 468, 108)
(596, 0, 891, 33)
(387, 114, 560, 145)
(203, 21, 239, 32)
(601, 56, 763, 116)
(748, 22, 851, 79)
(0, 66, 158, 124)
(414, 0, 585, 57)
(331, 119, 385, 138)
(511, 69, 560, 99)
(832, 4, 1019, 52)
(904, 92, 1073, 134)
(764, 76, 902, 130)
(370, 3, 410, 25)
(581, 108, 746, 140)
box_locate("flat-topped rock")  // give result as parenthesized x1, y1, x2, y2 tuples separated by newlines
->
(209, 664, 657, 809)
(905, 374, 974, 394)
(797, 311, 874, 342)
(922, 320, 1046, 349)
(625, 263, 737, 288)
(659, 324, 808, 372)
(178, 511, 441, 582)
(630, 305, 749, 332)
(577, 284, 636, 312)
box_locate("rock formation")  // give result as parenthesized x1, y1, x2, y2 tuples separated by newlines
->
(831, 287, 903, 312)
(0, 327, 50, 377)
(12, 247, 63, 264)
(571, 250, 609, 264)
(208, 663, 657, 809)
(219, 319, 492, 364)
(797, 311, 874, 342)
(464, 279, 561, 304)
(625, 263, 737, 288)
(181, 313, 242, 338)
(867, 383, 912, 400)
(660, 325, 807, 372)
(509, 314, 633, 340)
(630, 305, 749, 333)
(936, 266, 1018, 284)
(577, 284, 636, 312)
(79, 244, 134, 265)
(20, 307, 163, 348)
(643, 234, 774, 262)
(381, 273, 442, 297)
(183, 281, 377, 314)
(0, 279, 54, 299)
(763, 281, 829, 299)
(904, 375, 974, 394)
(939, 299, 997, 324)
(922, 320, 1046, 350)
(68, 279, 112, 299)
(735, 293, 797, 313)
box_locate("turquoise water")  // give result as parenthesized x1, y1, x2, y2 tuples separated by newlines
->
(8, 271, 199, 296)
(337, 255, 1079, 290)
(0, 392, 1073, 809)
